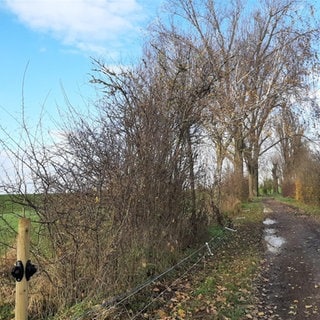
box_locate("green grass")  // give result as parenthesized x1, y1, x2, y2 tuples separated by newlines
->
(196, 201, 264, 318)
(194, 276, 217, 296)
(274, 194, 320, 216)
(208, 225, 226, 238)
(0, 194, 37, 256)
(0, 303, 13, 320)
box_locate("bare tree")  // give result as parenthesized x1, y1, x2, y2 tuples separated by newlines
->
(1, 0, 320, 317)
(160, 0, 320, 200)
(275, 107, 306, 196)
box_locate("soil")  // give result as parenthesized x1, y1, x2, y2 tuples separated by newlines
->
(256, 198, 320, 319)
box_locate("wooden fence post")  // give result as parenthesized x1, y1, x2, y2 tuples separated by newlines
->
(15, 218, 31, 320)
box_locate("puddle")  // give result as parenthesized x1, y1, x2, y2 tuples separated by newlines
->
(265, 228, 276, 235)
(263, 219, 286, 253)
(263, 218, 277, 225)
(264, 235, 286, 253)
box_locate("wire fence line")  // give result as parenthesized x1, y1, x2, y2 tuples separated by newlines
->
(75, 226, 237, 320)
(131, 253, 205, 320)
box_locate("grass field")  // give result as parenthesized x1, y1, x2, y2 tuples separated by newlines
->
(0, 194, 37, 256)
(0, 194, 40, 320)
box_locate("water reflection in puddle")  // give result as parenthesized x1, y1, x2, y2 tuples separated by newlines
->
(265, 228, 276, 235)
(263, 218, 286, 253)
(264, 235, 286, 254)
(263, 218, 277, 225)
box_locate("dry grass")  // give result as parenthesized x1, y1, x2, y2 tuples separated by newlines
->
(0, 249, 16, 319)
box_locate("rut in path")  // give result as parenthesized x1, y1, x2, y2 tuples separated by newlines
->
(256, 199, 320, 320)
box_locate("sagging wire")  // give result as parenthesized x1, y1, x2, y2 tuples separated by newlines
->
(131, 254, 205, 320)
(104, 241, 208, 310)
(75, 226, 236, 320)
(131, 228, 236, 319)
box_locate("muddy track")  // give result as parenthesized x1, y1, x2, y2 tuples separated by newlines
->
(256, 198, 320, 319)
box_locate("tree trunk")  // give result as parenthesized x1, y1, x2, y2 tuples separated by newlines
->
(247, 160, 259, 199)
(234, 139, 245, 200)
(212, 145, 225, 225)
(272, 162, 279, 194)
(186, 129, 196, 220)
(214, 144, 224, 207)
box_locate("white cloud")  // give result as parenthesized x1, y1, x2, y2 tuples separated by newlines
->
(4, 0, 148, 56)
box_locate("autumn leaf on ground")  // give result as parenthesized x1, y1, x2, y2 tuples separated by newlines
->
(177, 308, 186, 318)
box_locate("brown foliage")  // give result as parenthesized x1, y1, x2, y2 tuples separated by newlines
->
(0, 40, 213, 317)
(1, 1, 320, 318)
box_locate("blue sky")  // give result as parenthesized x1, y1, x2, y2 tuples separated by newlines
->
(0, 0, 319, 140)
(0, 0, 164, 135)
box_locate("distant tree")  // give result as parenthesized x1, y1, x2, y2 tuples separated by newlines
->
(294, 147, 320, 204)
(1, 0, 320, 317)
(275, 107, 305, 197)
(160, 0, 320, 200)
(261, 178, 273, 195)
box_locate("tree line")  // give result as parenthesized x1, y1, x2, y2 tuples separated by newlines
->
(0, 0, 319, 317)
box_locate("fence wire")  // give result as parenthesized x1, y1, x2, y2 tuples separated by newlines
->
(75, 226, 236, 320)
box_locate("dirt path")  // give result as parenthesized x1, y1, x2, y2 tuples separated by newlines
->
(256, 198, 320, 319)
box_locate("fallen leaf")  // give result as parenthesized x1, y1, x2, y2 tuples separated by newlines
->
(157, 310, 167, 318)
(216, 295, 227, 303)
(217, 285, 227, 291)
(177, 308, 186, 318)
